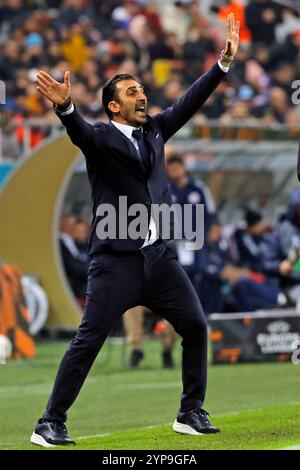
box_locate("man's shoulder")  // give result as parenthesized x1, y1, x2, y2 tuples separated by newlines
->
(145, 114, 162, 131)
(93, 120, 110, 131)
(187, 178, 207, 196)
(91, 120, 115, 139)
(191, 178, 207, 190)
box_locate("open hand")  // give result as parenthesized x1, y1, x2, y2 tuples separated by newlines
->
(223, 13, 240, 59)
(36, 70, 71, 105)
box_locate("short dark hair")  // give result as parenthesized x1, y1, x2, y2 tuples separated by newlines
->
(102, 74, 136, 119)
(245, 208, 262, 228)
(166, 155, 184, 166)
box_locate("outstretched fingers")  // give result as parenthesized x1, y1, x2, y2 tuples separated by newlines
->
(227, 12, 238, 36)
(38, 70, 56, 84)
(36, 70, 60, 98)
(227, 13, 232, 36)
(36, 86, 49, 98)
(36, 74, 51, 89)
(64, 71, 71, 85)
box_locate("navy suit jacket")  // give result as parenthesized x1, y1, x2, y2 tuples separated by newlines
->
(56, 62, 226, 255)
(297, 145, 300, 181)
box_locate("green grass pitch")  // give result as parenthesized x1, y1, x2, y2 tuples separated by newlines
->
(0, 338, 299, 450)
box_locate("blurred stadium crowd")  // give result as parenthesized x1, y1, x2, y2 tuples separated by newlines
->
(2, 0, 300, 158)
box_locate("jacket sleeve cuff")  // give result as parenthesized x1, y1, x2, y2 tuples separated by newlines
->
(53, 97, 74, 116)
(218, 60, 230, 73)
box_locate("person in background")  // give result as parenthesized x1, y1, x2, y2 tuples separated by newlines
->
(215, 0, 252, 44)
(197, 219, 260, 314)
(245, 0, 284, 45)
(59, 214, 89, 307)
(123, 305, 177, 369)
(198, 216, 292, 314)
(165, 154, 216, 296)
(275, 190, 300, 305)
(123, 306, 144, 367)
(277, 189, 300, 259)
(197, 219, 234, 314)
(1, 110, 20, 160)
(230, 208, 292, 311)
(73, 218, 90, 261)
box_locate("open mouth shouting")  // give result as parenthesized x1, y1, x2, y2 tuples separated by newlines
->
(135, 102, 147, 116)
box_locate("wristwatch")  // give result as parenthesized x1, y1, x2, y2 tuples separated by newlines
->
(53, 97, 72, 114)
(219, 49, 234, 66)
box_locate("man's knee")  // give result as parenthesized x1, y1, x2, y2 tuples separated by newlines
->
(190, 314, 207, 332)
(70, 326, 108, 354)
(177, 310, 207, 337)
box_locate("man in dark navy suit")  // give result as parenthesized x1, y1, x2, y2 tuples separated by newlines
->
(31, 15, 240, 447)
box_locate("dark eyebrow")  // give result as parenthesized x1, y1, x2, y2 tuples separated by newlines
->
(126, 85, 144, 93)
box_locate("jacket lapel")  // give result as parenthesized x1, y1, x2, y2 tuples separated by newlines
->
(297, 144, 300, 181)
(108, 121, 144, 175)
(143, 121, 157, 178)
(108, 120, 157, 180)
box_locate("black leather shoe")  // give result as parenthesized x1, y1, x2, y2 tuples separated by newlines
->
(31, 419, 76, 447)
(129, 349, 144, 368)
(173, 408, 220, 435)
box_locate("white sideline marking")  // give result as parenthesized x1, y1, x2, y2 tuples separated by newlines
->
(76, 404, 300, 443)
(76, 412, 237, 441)
(77, 424, 163, 440)
(0, 377, 99, 396)
(0, 379, 180, 396)
(77, 429, 300, 450)
(78, 433, 110, 440)
(114, 382, 181, 390)
(280, 445, 300, 450)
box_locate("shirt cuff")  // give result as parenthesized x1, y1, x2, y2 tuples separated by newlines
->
(59, 102, 74, 116)
(54, 97, 74, 116)
(218, 60, 230, 73)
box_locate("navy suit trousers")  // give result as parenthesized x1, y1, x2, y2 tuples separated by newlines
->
(43, 240, 207, 422)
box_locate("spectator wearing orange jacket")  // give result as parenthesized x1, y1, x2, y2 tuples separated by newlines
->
(218, 1, 251, 43)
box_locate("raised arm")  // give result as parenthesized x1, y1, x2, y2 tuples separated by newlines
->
(297, 144, 300, 181)
(153, 13, 240, 142)
(36, 70, 96, 153)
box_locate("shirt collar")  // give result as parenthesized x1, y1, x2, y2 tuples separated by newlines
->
(111, 120, 141, 140)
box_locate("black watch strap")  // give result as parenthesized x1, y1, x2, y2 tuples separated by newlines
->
(53, 97, 72, 113)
